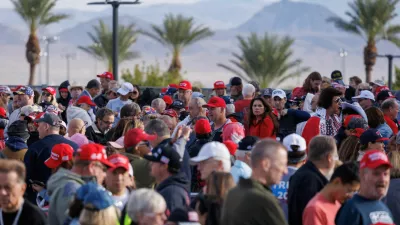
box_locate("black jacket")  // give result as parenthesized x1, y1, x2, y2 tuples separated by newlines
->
(187, 137, 210, 192)
(94, 94, 108, 108)
(85, 123, 107, 145)
(57, 80, 71, 123)
(156, 172, 190, 212)
(287, 161, 328, 225)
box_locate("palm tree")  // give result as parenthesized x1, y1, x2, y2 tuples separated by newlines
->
(218, 32, 309, 88)
(328, 0, 400, 83)
(142, 14, 214, 72)
(11, 0, 69, 85)
(78, 20, 140, 73)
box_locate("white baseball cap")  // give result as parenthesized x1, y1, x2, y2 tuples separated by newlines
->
(117, 82, 134, 96)
(272, 89, 286, 99)
(190, 142, 230, 164)
(283, 134, 307, 163)
(352, 90, 375, 101)
(283, 134, 306, 152)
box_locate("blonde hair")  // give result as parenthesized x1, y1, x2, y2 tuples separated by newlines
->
(79, 205, 119, 225)
(388, 150, 400, 178)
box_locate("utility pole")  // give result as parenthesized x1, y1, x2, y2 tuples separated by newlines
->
(87, 0, 141, 81)
(42, 36, 59, 85)
(375, 54, 400, 90)
(62, 53, 77, 81)
(339, 48, 348, 78)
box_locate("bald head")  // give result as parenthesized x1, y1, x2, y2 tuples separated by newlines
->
(67, 118, 86, 137)
(251, 139, 287, 169)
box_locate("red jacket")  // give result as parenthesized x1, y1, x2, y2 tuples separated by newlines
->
(246, 116, 276, 139)
(234, 99, 252, 113)
(301, 117, 321, 153)
(384, 115, 399, 134)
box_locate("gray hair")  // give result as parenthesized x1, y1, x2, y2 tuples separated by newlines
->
(226, 104, 235, 115)
(190, 97, 207, 108)
(242, 84, 255, 98)
(308, 135, 337, 162)
(144, 119, 170, 137)
(381, 98, 398, 111)
(96, 107, 114, 121)
(251, 139, 286, 168)
(126, 189, 166, 223)
(151, 98, 166, 113)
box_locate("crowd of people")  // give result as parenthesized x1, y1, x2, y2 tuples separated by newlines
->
(0, 69, 398, 225)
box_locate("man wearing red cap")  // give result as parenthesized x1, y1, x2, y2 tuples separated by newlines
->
(47, 143, 115, 225)
(335, 150, 394, 225)
(105, 154, 132, 211)
(203, 96, 231, 142)
(178, 80, 192, 109)
(213, 80, 227, 97)
(121, 128, 156, 189)
(97, 71, 114, 92)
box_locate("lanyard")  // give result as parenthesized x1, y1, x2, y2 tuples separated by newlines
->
(0, 200, 24, 225)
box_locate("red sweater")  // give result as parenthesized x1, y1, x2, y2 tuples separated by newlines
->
(384, 115, 399, 134)
(246, 116, 276, 139)
(234, 99, 252, 113)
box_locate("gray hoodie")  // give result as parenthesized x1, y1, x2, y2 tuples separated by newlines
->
(47, 168, 85, 225)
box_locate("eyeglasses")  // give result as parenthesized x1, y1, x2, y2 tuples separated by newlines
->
(101, 120, 114, 125)
(334, 98, 342, 104)
(273, 97, 283, 102)
(79, 121, 88, 133)
(42, 92, 51, 97)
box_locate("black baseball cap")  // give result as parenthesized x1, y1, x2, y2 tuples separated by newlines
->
(230, 77, 242, 86)
(360, 128, 389, 145)
(331, 70, 345, 86)
(171, 100, 185, 109)
(7, 120, 30, 140)
(238, 136, 259, 151)
(144, 144, 181, 173)
(168, 207, 200, 223)
(263, 88, 274, 97)
(377, 90, 395, 102)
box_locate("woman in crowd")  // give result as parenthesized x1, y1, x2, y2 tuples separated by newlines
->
(365, 107, 393, 141)
(130, 84, 141, 103)
(40, 87, 58, 111)
(385, 135, 400, 225)
(291, 71, 322, 99)
(246, 97, 279, 139)
(57, 81, 71, 123)
(196, 172, 235, 225)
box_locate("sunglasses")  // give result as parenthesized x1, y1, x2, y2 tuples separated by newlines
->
(132, 91, 138, 95)
(334, 98, 342, 103)
(42, 92, 52, 97)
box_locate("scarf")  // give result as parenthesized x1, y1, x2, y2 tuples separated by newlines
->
(315, 107, 341, 136)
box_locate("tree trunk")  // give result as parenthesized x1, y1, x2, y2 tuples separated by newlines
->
(28, 63, 36, 85)
(363, 40, 377, 83)
(168, 49, 182, 73)
(25, 33, 40, 85)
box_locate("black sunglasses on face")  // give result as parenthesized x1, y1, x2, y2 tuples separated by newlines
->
(42, 92, 51, 97)
(132, 91, 138, 95)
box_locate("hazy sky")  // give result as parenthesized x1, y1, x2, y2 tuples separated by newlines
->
(1, 0, 284, 10)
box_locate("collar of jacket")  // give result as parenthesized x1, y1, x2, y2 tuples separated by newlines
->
(238, 177, 273, 193)
(92, 122, 102, 134)
(303, 160, 328, 182)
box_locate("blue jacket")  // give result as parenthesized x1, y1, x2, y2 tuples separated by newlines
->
(24, 134, 79, 203)
(156, 172, 190, 212)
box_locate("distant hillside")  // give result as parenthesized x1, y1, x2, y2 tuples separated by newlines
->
(236, 0, 341, 35)
(0, 23, 24, 44)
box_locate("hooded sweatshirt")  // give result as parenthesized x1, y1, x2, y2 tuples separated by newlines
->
(1, 136, 28, 161)
(47, 168, 86, 225)
(66, 106, 93, 127)
(156, 172, 190, 212)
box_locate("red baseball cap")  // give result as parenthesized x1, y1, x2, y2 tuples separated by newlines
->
(97, 71, 114, 80)
(343, 115, 362, 128)
(45, 143, 74, 169)
(42, 87, 56, 96)
(213, 81, 226, 90)
(168, 84, 179, 89)
(59, 88, 69, 92)
(108, 154, 130, 172)
(203, 96, 226, 108)
(223, 140, 238, 156)
(11, 85, 23, 92)
(179, 80, 192, 91)
(0, 107, 7, 118)
(75, 143, 115, 168)
(161, 87, 168, 94)
(163, 95, 173, 106)
(195, 118, 211, 135)
(77, 95, 96, 106)
(162, 109, 178, 118)
(360, 150, 392, 169)
(124, 128, 156, 148)
(350, 128, 366, 138)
